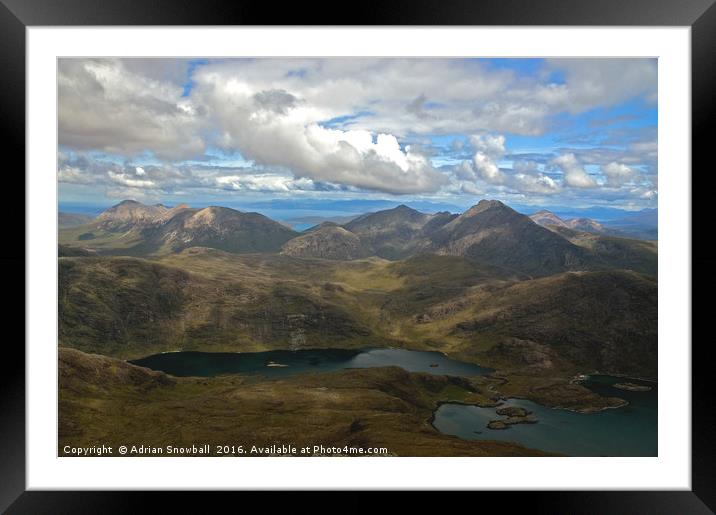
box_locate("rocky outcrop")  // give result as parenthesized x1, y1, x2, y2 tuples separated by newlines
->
(487, 404, 538, 429)
(613, 382, 652, 392)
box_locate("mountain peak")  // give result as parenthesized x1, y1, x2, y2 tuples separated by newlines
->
(530, 210, 567, 228)
(116, 199, 142, 206)
(428, 199, 588, 276)
(189, 206, 236, 225)
(463, 199, 510, 217)
(307, 221, 341, 232)
(567, 218, 604, 233)
(392, 204, 418, 213)
(97, 199, 168, 228)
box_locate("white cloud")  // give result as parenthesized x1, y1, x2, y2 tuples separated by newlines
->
(58, 57, 659, 160)
(460, 182, 484, 195)
(602, 162, 635, 186)
(58, 165, 95, 185)
(214, 174, 316, 192)
(544, 59, 657, 113)
(192, 72, 448, 194)
(107, 171, 156, 189)
(470, 134, 506, 184)
(455, 136, 561, 196)
(58, 59, 205, 160)
(471, 134, 506, 158)
(551, 153, 597, 188)
(57, 57, 657, 203)
(512, 173, 560, 195)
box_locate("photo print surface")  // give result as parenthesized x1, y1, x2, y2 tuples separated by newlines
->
(58, 57, 657, 457)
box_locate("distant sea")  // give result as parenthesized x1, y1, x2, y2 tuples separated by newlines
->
(58, 202, 113, 216)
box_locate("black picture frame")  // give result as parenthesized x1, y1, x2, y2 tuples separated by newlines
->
(2, 0, 713, 512)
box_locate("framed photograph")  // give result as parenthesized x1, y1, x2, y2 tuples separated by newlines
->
(4, 0, 713, 511)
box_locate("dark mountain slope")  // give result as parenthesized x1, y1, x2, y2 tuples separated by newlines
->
(58, 255, 377, 358)
(545, 225, 657, 276)
(343, 204, 439, 259)
(281, 224, 372, 260)
(451, 270, 657, 379)
(428, 200, 589, 276)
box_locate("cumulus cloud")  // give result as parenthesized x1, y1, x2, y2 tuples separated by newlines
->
(215, 174, 317, 192)
(58, 165, 95, 185)
(453, 136, 560, 196)
(108, 171, 156, 189)
(58, 59, 205, 160)
(512, 172, 560, 195)
(252, 89, 300, 114)
(543, 59, 657, 113)
(193, 68, 448, 193)
(57, 57, 657, 205)
(57, 152, 348, 198)
(470, 134, 506, 184)
(602, 162, 635, 186)
(551, 153, 597, 188)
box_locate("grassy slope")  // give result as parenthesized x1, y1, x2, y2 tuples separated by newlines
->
(59, 347, 551, 457)
(59, 223, 151, 255)
(60, 248, 657, 384)
(414, 270, 657, 378)
(59, 254, 383, 359)
(547, 226, 657, 276)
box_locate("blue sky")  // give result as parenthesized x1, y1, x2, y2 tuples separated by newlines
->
(58, 57, 657, 214)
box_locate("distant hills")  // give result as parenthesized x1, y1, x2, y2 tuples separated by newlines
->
(59, 199, 656, 276)
(530, 209, 657, 241)
(530, 210, 606, 233)
(60, 200, 297, 256)
(530, 210, 569, 228)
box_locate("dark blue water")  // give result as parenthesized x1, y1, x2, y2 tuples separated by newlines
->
(432, 375, 657, 457)
(130, 348, 493, 379)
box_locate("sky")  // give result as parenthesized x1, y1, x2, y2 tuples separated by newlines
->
(57, 58, 657, 214)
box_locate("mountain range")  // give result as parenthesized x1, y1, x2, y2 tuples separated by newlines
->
(58, 196, 659, 452)
(60, 199, 657, 277)
(61, 200, 298, 256)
